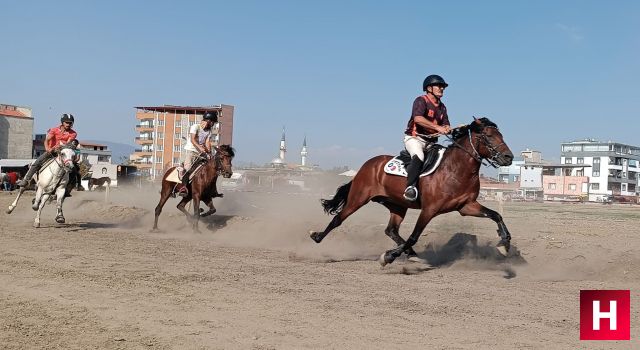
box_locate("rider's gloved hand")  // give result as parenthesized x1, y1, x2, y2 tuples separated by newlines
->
(440, 125, 452, 134)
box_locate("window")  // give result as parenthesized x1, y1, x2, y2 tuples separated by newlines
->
(155, 157, 162, 164)
(592, 183, 600, 190)
(173, 145, 181, 152)
(593, 157, 600, 164)
(175, 121, 181, 127)
(577, 157, 584, 164)
(548, 183, 556, 190)
(592, 171, 600, 177)
(576, 170, 583, 177)
(622, 183, 627, 192)
(157, 120, 165, 126)
(569, 184, 576, 191)
(564, 158, 572, 164)
(175, 133, 181, 140)
(157, 145, 164, 151)
(622, 172, 627, 178)
(173, 157, 180, 164)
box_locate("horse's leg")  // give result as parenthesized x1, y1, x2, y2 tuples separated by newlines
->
(6, 186, 27, 214)
(380, 207, 436, 266)
(310, 189, 370, 243)
(191, 193, 202, 233)
(152, 183, 174, 231)
(176, 196, 194, 225)
(54, 186, 66, 223)
(34, 193, 50, 228)
(200, 198, 216, 217)
(458, 200, 511, 256)
(380, 202, 422, 261)
(32, 186, 44, 211)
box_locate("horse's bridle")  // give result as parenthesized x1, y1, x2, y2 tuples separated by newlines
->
(448, 125, 508, 168)
(51, 149, 74, 174)
(213, 151, 232, 177)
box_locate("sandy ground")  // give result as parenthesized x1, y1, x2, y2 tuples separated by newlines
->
(1, 186, 639, 349)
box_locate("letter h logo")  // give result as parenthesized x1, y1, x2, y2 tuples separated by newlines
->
(580, 290, 630, 340)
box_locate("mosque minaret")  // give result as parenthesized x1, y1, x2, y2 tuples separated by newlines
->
(279, 126, 286, 161)
(301, 135, 308, 166)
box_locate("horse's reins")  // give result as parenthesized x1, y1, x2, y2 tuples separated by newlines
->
(42, 149, 74, 195)
(438, 125, 507, 168)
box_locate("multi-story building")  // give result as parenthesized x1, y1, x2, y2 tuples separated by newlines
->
(0, 103, 33, 159)
(130, 104, 234, 178)
(77, 141, 112, 164)
(34, 135, 111, 165)
(560, 139, 640, 201)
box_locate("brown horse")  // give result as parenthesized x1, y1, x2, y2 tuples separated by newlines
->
(87, 177, 111, 191)
(152, 145, 235, 232)
(310, 117, 514, 266)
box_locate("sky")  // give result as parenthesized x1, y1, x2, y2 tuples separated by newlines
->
(2, 1, 639, 170)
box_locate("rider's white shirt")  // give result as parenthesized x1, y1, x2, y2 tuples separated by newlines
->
(184, 124, 212, 152)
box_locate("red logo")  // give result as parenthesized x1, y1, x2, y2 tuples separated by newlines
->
(580, 290, 630, 340)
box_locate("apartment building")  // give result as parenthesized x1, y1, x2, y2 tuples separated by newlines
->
(34, 135, 111, 164)
(131, 105, 234, 178)
(560, 139, 640, 201)
(0, 103, 33, 159)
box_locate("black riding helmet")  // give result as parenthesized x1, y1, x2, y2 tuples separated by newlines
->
(60, 113, 75, 124)
(202, 111, 218, 123)
(422, 75, 448, 91)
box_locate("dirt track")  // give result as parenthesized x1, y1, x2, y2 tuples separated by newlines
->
(1, 188, 639, 349)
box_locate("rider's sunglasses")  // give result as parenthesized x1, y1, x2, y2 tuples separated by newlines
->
(434, 84, 447, 89)
(63, 121, 73, 125)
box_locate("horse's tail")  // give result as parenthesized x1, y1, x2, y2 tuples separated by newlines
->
(321, 181, 352, 215)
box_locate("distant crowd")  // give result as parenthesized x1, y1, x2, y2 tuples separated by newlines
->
(0, 172, 21, 192)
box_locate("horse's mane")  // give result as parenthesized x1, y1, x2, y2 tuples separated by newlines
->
(451, 117, 498, 141)
(218, 144, 236, 157)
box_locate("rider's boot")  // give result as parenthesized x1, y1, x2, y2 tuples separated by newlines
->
(403, 155, 422, 201)
(17, 153, 51, 187)
(178, 174, 189, 197)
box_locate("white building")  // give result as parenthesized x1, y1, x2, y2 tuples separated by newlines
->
(560, 139, 640, 201)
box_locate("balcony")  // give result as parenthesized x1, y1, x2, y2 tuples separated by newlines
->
(135, 136, 153, 145)
(136, 112, 156, 120)
(132, 148, 153, 156)
(135, 123, 154, 131)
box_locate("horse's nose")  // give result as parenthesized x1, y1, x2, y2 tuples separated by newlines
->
(503, 152, 514, 165)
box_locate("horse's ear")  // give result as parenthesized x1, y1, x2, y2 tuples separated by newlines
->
(473, 116, 477, 121)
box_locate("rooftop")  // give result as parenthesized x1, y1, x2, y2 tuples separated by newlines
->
(135, 105, 224, 113)
(0, 109, 31, 119)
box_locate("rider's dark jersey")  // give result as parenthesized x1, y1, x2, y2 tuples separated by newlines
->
(404, 94, 449, 142)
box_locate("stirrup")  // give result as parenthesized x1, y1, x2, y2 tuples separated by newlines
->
(403, 186, 418, 201)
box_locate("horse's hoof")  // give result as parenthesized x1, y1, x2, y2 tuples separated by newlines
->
(407, 255, 429, 265)
(378, 252, 388, 267)
(149, 228, 161, 233)
(496, 242, 509, 257)
(33, 222, 40, 228)
(6, 207, 14, 214)
(309, 231, 323, 243)
(32, 205, 38, 211)
(55, 217, 66, 224)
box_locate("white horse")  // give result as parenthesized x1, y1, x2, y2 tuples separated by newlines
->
(6, 148, 76, 228)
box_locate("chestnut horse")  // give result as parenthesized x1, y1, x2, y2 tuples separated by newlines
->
(310, 117, 514, 266)
(152, 145, 235, 232)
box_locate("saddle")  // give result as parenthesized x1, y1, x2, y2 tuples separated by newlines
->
(165, 161, 207, 184)
(383, 144, 446, 177)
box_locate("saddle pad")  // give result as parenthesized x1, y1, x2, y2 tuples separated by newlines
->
(383, 148, 446, 177)
(165, 163, 205, 183)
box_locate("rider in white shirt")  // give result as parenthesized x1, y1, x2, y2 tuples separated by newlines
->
(177, 111, 218, 196)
